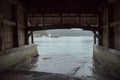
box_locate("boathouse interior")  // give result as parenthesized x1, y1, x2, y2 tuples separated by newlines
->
(0, 0, 120, 78)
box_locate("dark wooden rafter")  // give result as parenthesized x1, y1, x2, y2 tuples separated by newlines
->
(12, 4, 19, 47)
(27, 24, 99, 31)
(23, 0, 102, 14)
(8, 0, 25, 10)
(28, 14, 97, 17)
(27, 8, 98, 14)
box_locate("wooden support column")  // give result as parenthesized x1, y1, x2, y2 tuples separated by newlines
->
(27, 31, 34, 44)
(107, 4, 114, 48)
(25, 29, 29, 45)
(12, 4, 19, 47)
(28, 31, 33, 37)
(93, 31, 97, 44)
(31, 32, 34, 44)
(24, 12, 29, 45)
(98, 11, 103, 46)
(93, 31, 99, 45)
(0, 17, 1, 51)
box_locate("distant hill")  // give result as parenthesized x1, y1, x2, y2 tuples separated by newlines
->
(34, 30, 48, 37)
(34, 29, 93, 37)
(47, 29, 93, 36)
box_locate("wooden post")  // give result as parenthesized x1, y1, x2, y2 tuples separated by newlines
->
(107, 4, 114, 48)
(93, 31, 99, 45)
(93, 31, 97, 44)
(25, 29, 29, 45)
(0, 0, 2, 51)
(24, 12, 29, 45)
(0, 16, 2, 51)
(98, 11, 103, 46)
(0, 19, 1, 51)
(31, 32, 34, 44)
(12, 4, 19, 47)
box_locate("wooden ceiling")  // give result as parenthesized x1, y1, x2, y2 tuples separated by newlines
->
(19, 0, 106, 14)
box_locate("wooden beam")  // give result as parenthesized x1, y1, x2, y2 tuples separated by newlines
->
(12, 4, 19, 47)
(28, 15, 97, 17)
(28, 8, 98, 14)
(98, 11, 103, 46)
(27, 24, 99, 31)
(0, 0, 2, 51)
(3, 19, 15, 26)
(28, 31, 33, 37)
(8, 0, 25, 11)
(107, 4, 114, 48)
(24, 12, 29, 45)
(0, 15, 2, 51)
(111, 20, 120, 26)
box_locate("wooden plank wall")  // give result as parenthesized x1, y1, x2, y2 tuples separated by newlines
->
(0, 0, 13, 51)
(101, 0, 120, 50)
(28, 14, 97, 26)
(0, 0, 26, 52)
(113, 0, 120, 50)
(18, 8, 25, 46)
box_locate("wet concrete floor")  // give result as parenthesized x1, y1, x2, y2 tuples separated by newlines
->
(0, 37, 119, 80)
(0, 56, 119, 80)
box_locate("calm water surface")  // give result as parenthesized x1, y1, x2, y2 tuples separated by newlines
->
(31, 37, 118, 80)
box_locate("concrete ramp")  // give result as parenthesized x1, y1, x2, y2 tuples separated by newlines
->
(93, 45, 120, 76)
(0, 44, 38, 71)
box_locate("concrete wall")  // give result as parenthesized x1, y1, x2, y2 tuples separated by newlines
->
(0, 44, 38, 71)
(93, 45, 120, 75)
